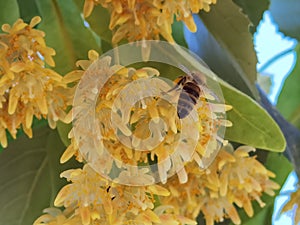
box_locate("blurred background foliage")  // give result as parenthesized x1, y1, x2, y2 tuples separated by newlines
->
(0, 0, 299, 224)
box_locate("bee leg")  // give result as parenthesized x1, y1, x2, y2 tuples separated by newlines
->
(160, 83, 180, 96)
(165, 76, 186, 93)
(166, 84, 180, 93)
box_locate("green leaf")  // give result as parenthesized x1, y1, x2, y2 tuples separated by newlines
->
(0, 1, 20, 27)
(81, 2, 112, 44)
(277, 44, 300, 125)
(87, 6, 112, 44)
(172, 21, 188, 48)
(101, 39, 113, 53)
(266, 153, 294, 187)
(36, 0, 101, 74)
(270, 0, 300, 41)
(0, 118, 48, 153)
(223, 83, 286, 152)
(17, 0, 40, 23)
(229, 152, 293, 225)
(57, 121, 72, 147)
(289, 106, 300, 130)
(0, 126, 81, 225)
(233, 0, 269, 33)
(185, 15, 258, 99)
(199, 0, 258, 84)
(232, 201, 273, 225)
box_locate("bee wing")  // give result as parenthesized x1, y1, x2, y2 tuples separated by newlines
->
(178, 65, 207, 88)
(199, 85, 220, 102)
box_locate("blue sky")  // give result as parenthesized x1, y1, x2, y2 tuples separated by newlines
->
(255, 11, 297, 104)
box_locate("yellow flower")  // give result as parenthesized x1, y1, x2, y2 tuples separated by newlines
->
(0, 17, 72, 147)
(35, 49, 229, 225)
(160, 144, 280, 225)
(281, 187, 300, 225)
(83, 0, 217, 43)
(63, 53, 230, 185)
(35, 164, 190, 225)
(153, 205, 197, 225)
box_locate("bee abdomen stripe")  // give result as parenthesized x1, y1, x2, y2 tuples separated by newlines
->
(177, 95, 194, 119)
(179, 91, 198, 104)
(183, 82, 200, 98)
(177, 107, 190, 119)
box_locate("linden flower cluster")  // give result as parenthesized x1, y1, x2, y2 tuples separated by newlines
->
(61, 52, 231, 185)
(281, 187, 300, 225)
(34, 164, 197, 225)
(34, 52, 280, 225)
(34, 52, 228, 225)
(83, 0, 217, 43)
(161, 145, 280, 225)
(0, 17, 71, 147)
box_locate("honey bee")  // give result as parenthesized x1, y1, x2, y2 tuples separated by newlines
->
(170, 66, 217, 119)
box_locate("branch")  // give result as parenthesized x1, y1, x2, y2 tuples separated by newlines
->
(258, 47, 295, 73)
(257, 85, 300, 179)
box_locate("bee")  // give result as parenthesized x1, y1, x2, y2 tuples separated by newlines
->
(169, 66, 217, 119)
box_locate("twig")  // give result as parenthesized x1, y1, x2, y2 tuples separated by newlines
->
(257, 85, 300, 179)
(258, 47, 295, 73)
